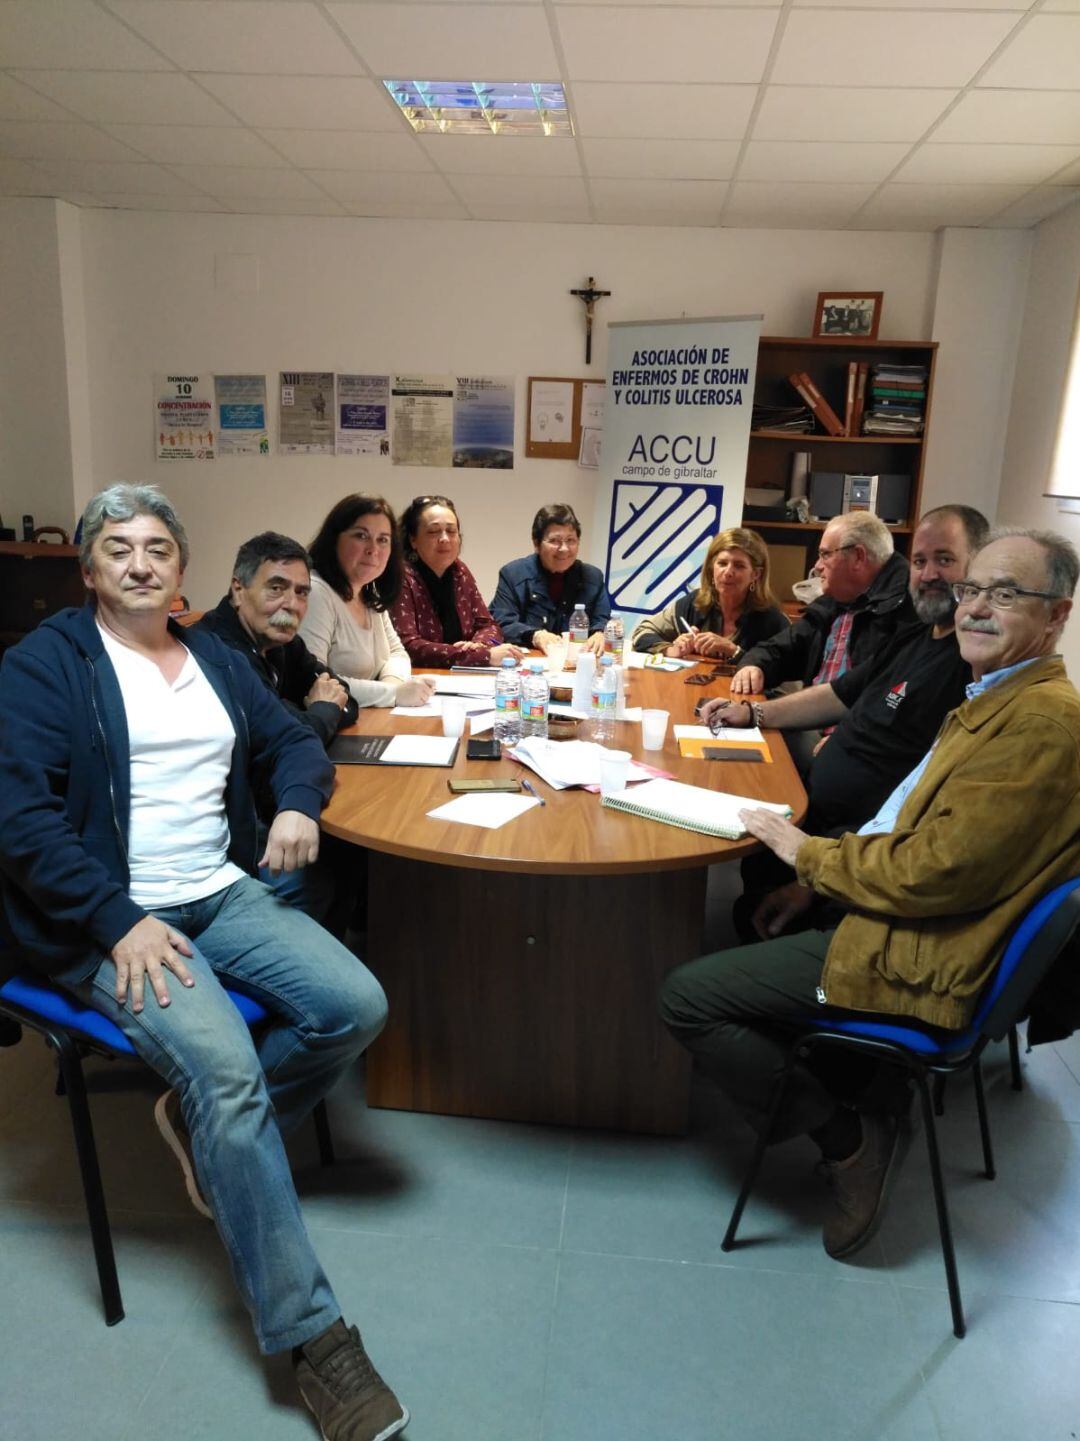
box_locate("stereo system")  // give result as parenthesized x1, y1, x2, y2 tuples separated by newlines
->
(808, 472, 911, 525)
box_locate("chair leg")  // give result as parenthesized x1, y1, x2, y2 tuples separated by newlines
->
(932, 1073, 947, 1116)
(971, 1060, 996, 1182)
(312, 1098, 335, 1168)
(721, 1053, 797, 1252)
(1008, 1026, 1023, 1093)
(916, 1077, 965, 1339)
(50, 1031, 125, 1325)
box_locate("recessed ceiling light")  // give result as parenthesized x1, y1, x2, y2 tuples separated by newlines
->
(385, 81, 572, 137)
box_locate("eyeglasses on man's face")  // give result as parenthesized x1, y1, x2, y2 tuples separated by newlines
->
(816, 542, 856, 563)
(952, 581, 1060, 610)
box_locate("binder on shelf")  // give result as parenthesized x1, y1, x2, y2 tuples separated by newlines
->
(788, 371, 845, 437)
(851, 363, 869, 436)
(844, 362, 857, 436)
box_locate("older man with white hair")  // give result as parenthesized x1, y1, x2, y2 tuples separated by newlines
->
(662, 527, 1080, 1262)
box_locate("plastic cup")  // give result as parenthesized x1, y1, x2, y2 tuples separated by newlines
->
(640, 708, 669, 751)
(442, 697, 467, 738)
(599, 748, 632, 797)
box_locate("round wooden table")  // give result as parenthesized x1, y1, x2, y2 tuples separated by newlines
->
(322, 662, 806, 1134)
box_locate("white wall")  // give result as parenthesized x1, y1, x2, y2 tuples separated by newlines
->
(73, 207, 939, 607)
(998, 200, 1080, 680)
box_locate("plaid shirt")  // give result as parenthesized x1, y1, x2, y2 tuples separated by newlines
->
(813, 609, 855, 689)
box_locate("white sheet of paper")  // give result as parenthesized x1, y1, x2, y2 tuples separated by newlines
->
(381, 734, 458, 765)
(433, 674, 496, 698)
(427, 793, 539, 829)
(510, 737, 652, 790)
(674, 724, 765, 743)
(467, 710, 496, 735)
(391, 698, 443, 717)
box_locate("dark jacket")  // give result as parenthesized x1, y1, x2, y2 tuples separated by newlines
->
(490, 555, 612, 648)
(0, 605, 333, 979)
(195, 595, 358, 745)
(631, 593, 788, 654)
(737, 550, 917, 690)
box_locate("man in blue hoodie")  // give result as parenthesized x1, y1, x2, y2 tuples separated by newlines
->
(0, 485, 408, 1441)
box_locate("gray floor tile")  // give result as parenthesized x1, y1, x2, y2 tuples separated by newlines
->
(894, 1285, 1080, 1441)
(122, 1230, 557, 1441)
(294, 1096, 572, 1251)
(561, 1122, 887, 1278)
(878, 1103, 1080, 1304)
(541, 1250, 940, 1441)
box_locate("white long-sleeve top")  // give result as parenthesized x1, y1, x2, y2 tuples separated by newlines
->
(298, 574, 411, 708)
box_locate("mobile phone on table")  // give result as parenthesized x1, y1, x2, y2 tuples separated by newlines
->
(466, 737, 501, 760)
(448, 778, 522, 794)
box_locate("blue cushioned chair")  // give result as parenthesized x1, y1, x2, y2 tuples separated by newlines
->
(0, 970, 336, 1326)
(720, 876, 1080, 1339)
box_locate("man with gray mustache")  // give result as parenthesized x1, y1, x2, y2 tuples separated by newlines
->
(196, 533, 358, 928)
(663, 527, 1080, 1261)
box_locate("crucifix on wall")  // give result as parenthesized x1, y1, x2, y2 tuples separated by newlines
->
(570, 276, 611, 365)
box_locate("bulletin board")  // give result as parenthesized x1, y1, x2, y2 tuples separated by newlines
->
(526, 377, 603, 459)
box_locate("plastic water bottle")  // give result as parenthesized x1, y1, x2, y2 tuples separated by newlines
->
(521, 660, 550, 739)
(569, 604, 589, 648)
(494, 657, 522, 745)
(591, 654, 617, 742)
(604, 615, 624, 663)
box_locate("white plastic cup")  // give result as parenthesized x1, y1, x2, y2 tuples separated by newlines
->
(640, 708, 669, 751)
(442, 697, 467, 738)
(599, 748, 632, 797)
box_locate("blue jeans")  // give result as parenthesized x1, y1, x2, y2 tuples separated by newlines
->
(59, 875, 388, 1354)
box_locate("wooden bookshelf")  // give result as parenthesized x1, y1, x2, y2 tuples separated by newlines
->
(744, 335, 937, 575)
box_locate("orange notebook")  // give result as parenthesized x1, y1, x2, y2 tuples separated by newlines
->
(677, 734, 773, 763)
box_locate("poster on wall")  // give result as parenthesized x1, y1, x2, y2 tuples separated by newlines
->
(336, 374, 390, 456)
(529, 380, 573, 446)
(578, 381, 605, 469)
(215, 374, 268, 456)
(391, 374, 454, 467)
(594, 315, 762, 620)
(279, 371, 334, 455)
(452, 375, 514, 468)
(154, 373, 215, 460)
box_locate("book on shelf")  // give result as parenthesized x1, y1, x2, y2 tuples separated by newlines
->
(788, 371, 845, 437)
(751, 403, 813, 433)
(844, 362, 857, 436)
(851, 362, 869, 437)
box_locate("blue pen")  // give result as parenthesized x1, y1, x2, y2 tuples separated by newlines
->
(521, 778, 546, 807)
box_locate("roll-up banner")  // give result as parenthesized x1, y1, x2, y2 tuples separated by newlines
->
(593, 314, 762, 621)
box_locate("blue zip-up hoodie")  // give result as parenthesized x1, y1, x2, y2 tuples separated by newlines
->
(0, 604, 334, 979)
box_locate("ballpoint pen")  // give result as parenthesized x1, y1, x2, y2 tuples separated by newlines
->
(520, 778, 546, 806)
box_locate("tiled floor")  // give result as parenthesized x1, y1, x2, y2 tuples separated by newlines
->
(3, 891, 1080, 1440)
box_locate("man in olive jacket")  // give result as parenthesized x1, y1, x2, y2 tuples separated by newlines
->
(661, 528, 1080, 1261)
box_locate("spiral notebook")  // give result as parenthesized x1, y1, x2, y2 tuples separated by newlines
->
(601, 778, 791, 839)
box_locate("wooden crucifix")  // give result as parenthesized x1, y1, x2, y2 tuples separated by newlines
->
(570, 276, 611, 365)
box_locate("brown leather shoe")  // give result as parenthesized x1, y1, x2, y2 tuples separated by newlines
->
(821, 1111, 901, 1259)
(295, 1319, 408, 1441)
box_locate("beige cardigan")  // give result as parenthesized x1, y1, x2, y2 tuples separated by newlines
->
(298, 574, 411, 708)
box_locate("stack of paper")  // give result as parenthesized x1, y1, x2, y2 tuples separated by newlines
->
(509, 738, 653, 790)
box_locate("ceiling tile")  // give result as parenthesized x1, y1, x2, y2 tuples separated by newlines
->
(794, 0, 1027, 7)
(754, 86, 956, 143)
(724, 181, 875, 227)
(740, 140, 910, 183)
(896, 142, 1080, 185)
(31, 158, 208, 195)
(854, 182, 1029, 228)
(344, 199, 471, 220)
(10, 71, 240, 126)
(590, 176, 726, 215)
(556, 8, 779, 83)
(978, 17, 1080, 89)
(465, 201, 591, 221)
(165, 164, 327, 199)
(0, 0, 171, 69)
(984, 187, 1080, 226)
(583, 138, 739, 180)
(449, 172, 588, 205)
(1043, 0, 1080, 10)
(265, 129, 433, 171)
(224, 196, 349, 216)
(772, 12, 1019, 88)
(327, 2, 559, 78)
(0, 121, 149, 164)
(0, 73, 75, 122)
(933, 90, 1080, 145)
(0, 156, 46, 191)
(417, 134, 581, 175)
(1051, 155, 1080, 184)
(306, 168, 460, 203)
(103, 124, 285, 166)
(107, 1, 364, 75)
(571, 82, 757, 140)
(198, 75, 400, 131)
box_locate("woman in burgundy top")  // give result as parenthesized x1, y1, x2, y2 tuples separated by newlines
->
(391, 496, 526, 669)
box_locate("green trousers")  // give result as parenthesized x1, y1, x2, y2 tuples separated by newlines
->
(660, 929, 897, 1142)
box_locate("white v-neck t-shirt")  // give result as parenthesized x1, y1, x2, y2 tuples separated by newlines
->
(98, 626, 246, 909)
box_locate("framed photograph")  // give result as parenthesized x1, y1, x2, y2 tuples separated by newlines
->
(813, 291, 883, 340)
